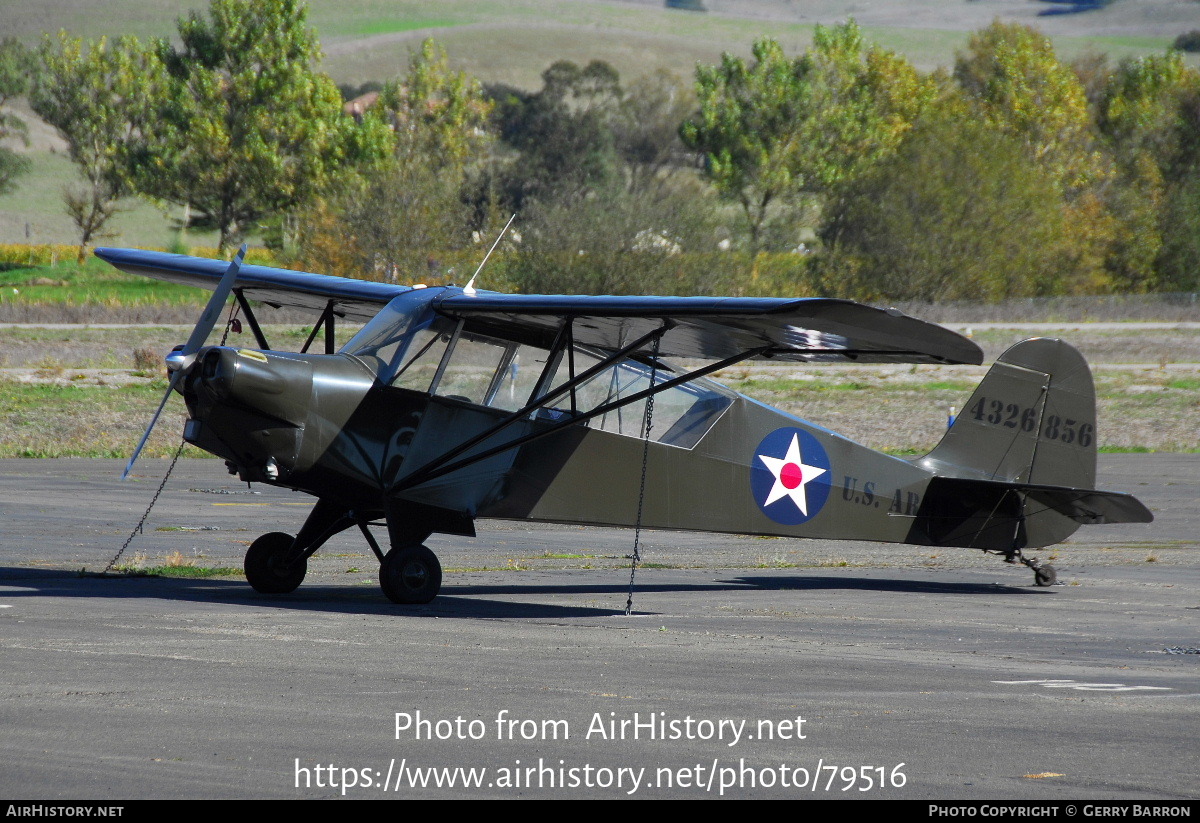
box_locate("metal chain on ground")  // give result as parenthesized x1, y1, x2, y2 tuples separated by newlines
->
(625, 337, 660, 616)
(103, 438, 188, 573)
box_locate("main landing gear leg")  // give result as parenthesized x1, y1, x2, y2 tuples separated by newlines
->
(243, 498, 447, 603)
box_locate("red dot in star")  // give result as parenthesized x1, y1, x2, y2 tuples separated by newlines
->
(781, 462, 804, 489)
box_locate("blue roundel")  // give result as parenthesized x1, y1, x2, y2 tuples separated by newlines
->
(750, 427, 833, 526)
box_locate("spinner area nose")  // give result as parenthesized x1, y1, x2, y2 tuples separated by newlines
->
(164, 344, 191, 373)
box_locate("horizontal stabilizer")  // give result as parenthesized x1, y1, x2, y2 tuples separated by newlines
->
(929, 476, 1153, 525)
(910, 475, 1152, 551)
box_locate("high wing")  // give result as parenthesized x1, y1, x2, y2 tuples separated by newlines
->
(95, 247, 406, 322)
(433, 292, 982, 365)
(95, 248, 982, 365)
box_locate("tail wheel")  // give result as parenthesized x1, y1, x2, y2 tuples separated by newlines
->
(245, 532, 306, 594)
(1034, 565, 1058, 587)
(380, 544, 442, 604)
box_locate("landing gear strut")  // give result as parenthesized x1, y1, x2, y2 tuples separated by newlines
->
(242, 499, 448, 604)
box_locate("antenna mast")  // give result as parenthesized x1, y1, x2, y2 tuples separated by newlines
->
(463, 214, 517, 295)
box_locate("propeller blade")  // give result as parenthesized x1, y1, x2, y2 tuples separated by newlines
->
(183, 244, 248, 357)
(121, 372, 183, 480)
(121, 245, 248, 480)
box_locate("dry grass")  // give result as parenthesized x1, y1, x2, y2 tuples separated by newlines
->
(715, 361, 1200, 453)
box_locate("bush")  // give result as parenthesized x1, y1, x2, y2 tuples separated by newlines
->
(1173, 30, 1200, 52)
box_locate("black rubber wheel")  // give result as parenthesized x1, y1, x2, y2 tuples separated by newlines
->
(244, 532, 306, 594)
(380, 544, 442, 604)
(1034, 564, 1058, 587)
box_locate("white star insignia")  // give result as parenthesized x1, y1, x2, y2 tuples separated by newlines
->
(758, 434, 827, 515)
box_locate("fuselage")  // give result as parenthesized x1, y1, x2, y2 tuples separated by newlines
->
(177, 285, 944, 548)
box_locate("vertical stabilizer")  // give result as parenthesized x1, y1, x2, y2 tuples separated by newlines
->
(914, 338, 1099, 548)
(923, 337, 1097, 489)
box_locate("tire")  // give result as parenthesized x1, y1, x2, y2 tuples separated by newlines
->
(244, 532, 306, 594)
(1034, 564, 1058, 587)
(380, 544, 442, 604)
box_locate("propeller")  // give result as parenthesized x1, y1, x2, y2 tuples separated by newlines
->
(122, 244, 248, 480)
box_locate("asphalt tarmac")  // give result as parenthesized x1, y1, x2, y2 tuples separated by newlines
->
(0, 456, 1196, 800)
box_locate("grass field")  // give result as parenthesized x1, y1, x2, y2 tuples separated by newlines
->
(0, 257, 204, 307)
(2, 0, 1196, 245)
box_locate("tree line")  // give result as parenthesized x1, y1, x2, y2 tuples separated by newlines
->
(2, 0, 1198, 300)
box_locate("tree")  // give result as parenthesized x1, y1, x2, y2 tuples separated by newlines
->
(376, 39, 493, 172)
(491, 59, 625, 211)
(681, 39, 808, 249)
(296, 39, 494, 280)
(955, 21, 1105, 197)
(1157, 173, 1200, 291)
(0, 38, 32, 195)
(682, 22, 935, 250)
(818, 108, 1067, 302)
(33, 34, 158, 261)
(137, 0, 384, 253)
(954, 22, 1114, 294)
(611, 69, 697, 197)
(510, 177, 720, 295)
(1099, 52, 1200, 291)
(1173, 30, 1200, 53)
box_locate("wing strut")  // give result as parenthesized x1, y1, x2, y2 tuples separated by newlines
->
(233, 289, 271, 350)
(300, 300, 338, 354)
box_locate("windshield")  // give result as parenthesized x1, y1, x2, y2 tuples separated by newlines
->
(341, 292, 436, 381)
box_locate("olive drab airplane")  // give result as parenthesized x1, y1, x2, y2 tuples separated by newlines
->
(97, 247, 1153, 605)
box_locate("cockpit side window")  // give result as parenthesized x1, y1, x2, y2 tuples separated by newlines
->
(341, 302, 416, 378)
(350, 307, 732, 448)
(487, 344, 552, 411)
(545, 351, 733, 448)
(432, 334, 508, 404)
(342, 292, 443, 384)
(390, 328, 449, 392)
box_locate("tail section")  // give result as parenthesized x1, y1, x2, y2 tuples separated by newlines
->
(926, 337, 1096, 488)
(912, 338, 1150, 550)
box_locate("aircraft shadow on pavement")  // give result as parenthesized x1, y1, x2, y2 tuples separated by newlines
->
(726, 574, 1045, 595)
(0, 566, 1041, 620)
